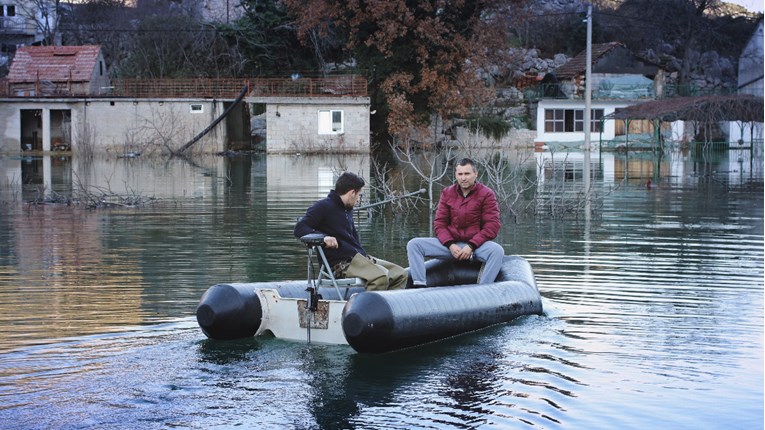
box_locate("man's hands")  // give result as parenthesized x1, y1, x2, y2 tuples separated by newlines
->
(449, 243, 473, 260)
(323, 236, 339, 248)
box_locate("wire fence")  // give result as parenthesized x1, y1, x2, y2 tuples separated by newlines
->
(0, 76, 368, 99)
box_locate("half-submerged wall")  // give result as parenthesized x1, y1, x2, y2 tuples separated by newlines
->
(248, 96, 371, 153)
(0, 98, 229, 154)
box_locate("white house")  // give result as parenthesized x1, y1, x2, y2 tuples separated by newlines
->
(535, 42, 665, 148)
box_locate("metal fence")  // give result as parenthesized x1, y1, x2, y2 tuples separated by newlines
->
(111, 78, 250, 98)
(249, 76, 368, 97)
(0, 76, 369, 99)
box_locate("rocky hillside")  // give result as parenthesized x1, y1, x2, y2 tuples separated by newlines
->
(505, 0, 762, 92)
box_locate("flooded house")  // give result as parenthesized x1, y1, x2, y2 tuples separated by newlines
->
(1, 45, 110, 151)
(0, 45, 371, 155)
(533, 42, 674, 149)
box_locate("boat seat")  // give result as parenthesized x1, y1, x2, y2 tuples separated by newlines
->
(299, 233, 365, 296)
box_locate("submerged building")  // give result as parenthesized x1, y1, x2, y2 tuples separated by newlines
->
(0, 45, 371, 154)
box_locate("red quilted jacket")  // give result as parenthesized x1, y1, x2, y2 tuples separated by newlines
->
(434, 182, 501, 249)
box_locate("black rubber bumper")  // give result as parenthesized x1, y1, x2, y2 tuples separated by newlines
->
(196, 284, 263, 340)
(342, 256, 543, 353)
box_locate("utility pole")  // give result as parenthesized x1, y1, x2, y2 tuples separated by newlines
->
(584, 3, 592, 154)
(584, 3, 592, 208)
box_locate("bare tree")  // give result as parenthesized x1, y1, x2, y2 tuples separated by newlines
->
(16, 0, 61, 45)
(390, 136, 453, 235)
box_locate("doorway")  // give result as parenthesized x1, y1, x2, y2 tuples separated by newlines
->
(50, 110, 72, 151)
(20, 109, 42, 151)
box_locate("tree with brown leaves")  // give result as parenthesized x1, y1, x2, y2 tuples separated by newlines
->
(284, 0, 512, 140)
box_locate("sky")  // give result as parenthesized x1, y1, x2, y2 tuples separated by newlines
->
(727, 0, 764, 13)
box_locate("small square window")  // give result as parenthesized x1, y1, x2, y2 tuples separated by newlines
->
(318, 109, 344, 134)
(190, 104, 203, 113)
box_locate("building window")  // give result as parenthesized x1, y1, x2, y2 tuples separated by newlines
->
(545, 108, 604, 132)
(544, 109, 566, 132)
(190, 104, 203, 113)
(590, 109, 604, 131)
(2, 5, 16, 17)
(318, 110, 343, 134)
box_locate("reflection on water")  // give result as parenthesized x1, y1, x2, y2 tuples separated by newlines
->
(0, 148, 762, 429)
(0, 153, 374, 352)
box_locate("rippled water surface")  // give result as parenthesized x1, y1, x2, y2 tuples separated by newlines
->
(0, 150, 762, 429)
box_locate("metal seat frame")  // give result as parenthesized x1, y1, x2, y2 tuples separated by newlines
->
(301, 233, 362, 302)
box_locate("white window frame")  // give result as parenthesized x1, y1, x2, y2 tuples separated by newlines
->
(190, 104, 204, 114)
(318, 109, 344, 135)
(545, 108, 604, 133)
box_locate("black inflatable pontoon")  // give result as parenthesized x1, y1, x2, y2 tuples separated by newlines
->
(196, 256, 543, 353)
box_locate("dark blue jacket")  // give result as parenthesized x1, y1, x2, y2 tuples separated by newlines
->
(294, 190, 367, 266)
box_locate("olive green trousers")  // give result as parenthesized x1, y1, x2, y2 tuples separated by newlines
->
(343, 253, 408, 291)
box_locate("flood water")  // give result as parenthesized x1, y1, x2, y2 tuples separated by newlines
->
(0, 147, 763, 429)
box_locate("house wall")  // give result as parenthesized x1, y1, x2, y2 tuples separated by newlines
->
(0, 99, 227, 154)
(88, 52, 111, 95)
(729, 19, 764, 145)
(535, 99, 628, 144)
(738, 20, 764, 96)
(0, 0, 48, 45)
(248, 97, 370, 154)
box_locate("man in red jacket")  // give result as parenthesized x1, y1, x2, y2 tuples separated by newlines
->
(407, 158, 505, 286)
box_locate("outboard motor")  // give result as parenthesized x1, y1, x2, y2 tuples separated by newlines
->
(196, 284, 263, 340)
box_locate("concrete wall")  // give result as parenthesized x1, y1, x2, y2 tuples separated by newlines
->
(1, 96, 372, 154)
(0, 98, 227, 154)
(248, 96, 370, 153)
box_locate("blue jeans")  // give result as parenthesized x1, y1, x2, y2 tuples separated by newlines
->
(406, 237, 505, 285)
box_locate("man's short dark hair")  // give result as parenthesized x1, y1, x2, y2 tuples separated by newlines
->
(335, 172, 365, 195)
(456, 158, 477, 172)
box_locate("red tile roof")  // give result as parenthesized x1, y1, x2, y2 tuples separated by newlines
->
(554, 42, 624, 80)
(7, 45, 102, 84)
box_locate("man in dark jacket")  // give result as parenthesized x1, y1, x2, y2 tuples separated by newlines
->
(294, 172, 407, 291)
(406, 158, 504, 286)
